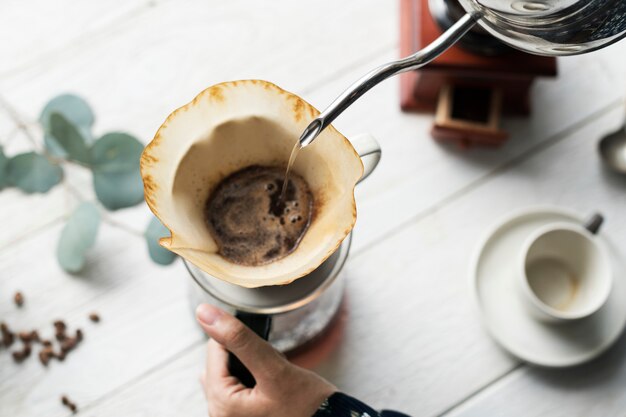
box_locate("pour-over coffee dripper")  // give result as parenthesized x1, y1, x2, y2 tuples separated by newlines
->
(141, 80, 375, 289)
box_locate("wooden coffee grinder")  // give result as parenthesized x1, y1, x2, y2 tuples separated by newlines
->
(400, 0, 558, 148)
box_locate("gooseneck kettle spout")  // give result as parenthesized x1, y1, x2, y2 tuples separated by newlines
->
(298, 12, 479, 147)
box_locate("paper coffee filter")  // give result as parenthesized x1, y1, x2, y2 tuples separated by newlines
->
(141, 80, 364, 288)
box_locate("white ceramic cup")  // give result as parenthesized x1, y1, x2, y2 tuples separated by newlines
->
(518, 221, 612, 323)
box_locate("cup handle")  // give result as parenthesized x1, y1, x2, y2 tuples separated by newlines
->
(227, 312, 272, 388)
(584, 213, 604, 235)
(350, 133, 382, 183)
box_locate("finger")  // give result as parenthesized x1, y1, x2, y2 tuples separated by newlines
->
(205, 339, 246, 402)
(196, 304, 286, 383)
(206, 338, 229, 381)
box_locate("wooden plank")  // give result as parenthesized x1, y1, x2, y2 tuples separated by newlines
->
(72, 343, 209, 416)
(0, 0, 150, 77)
(0, 188, 66, 250)
(0, 104, 17, 139)
(0, 0, 397, 143)
(445, 335, 626, 417)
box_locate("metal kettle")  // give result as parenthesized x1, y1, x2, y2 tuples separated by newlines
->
(298, 0, 626, 147)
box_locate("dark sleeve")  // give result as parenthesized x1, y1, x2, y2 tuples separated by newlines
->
(313, 392, 412, 417)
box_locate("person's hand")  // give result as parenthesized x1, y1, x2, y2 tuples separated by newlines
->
(196, 304, 336, 417)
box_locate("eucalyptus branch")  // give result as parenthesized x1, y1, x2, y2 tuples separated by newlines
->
(51, 155, 92, 170)
(1, 92, 173, 270)
(61, 178, 78, 219)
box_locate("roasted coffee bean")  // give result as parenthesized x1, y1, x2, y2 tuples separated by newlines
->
(54, 320, 68, 343)
(39, 344, 54, 365)
(88, 313, 100, 323)
(1, 333, 13, 348)
(39, 349, 52, 366)
(12, 344, 31, 363)
(60, 338, 76, 354)
(1, 322, 14, 348)
(75, 329, 83, 342)
(61, 395, 77, 413)
(18, 330, 39, 344)
(55, 350, 66, 361)
(12, 351, 25, 363)
(53, 320, 66, 333)
(13, 292, 24, 307)
(42, 340, 52, 348)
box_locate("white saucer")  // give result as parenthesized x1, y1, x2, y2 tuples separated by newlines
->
(472, 207, 626, 367)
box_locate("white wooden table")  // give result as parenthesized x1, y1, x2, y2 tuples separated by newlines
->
(1, 1, 626, 416)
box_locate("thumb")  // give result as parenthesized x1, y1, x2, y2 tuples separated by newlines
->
(195, 304, 287, 383)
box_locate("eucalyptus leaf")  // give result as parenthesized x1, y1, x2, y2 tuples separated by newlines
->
(93, 169, 144, 210)
(40, 94, 94, 156)
(7, 152, 63, 193)
(90, 132, 145, 210)
(144, 217, 176, 265)
(40, 94, 94, 136)
(49, 113, 90, 164)
(90, 132, 143, 173)
(44, 134, 67, 158)
(57, 202, 101, 273)
(0, 146, 8, 190)
(40, 94, 94, 130)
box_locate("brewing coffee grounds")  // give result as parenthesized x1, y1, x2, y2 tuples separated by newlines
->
(205, 166, 313, 266)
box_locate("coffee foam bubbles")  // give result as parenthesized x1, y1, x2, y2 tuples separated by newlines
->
(205, 166, 312, 266)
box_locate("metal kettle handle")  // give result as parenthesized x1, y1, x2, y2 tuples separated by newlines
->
(227, 312, 272, 388)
